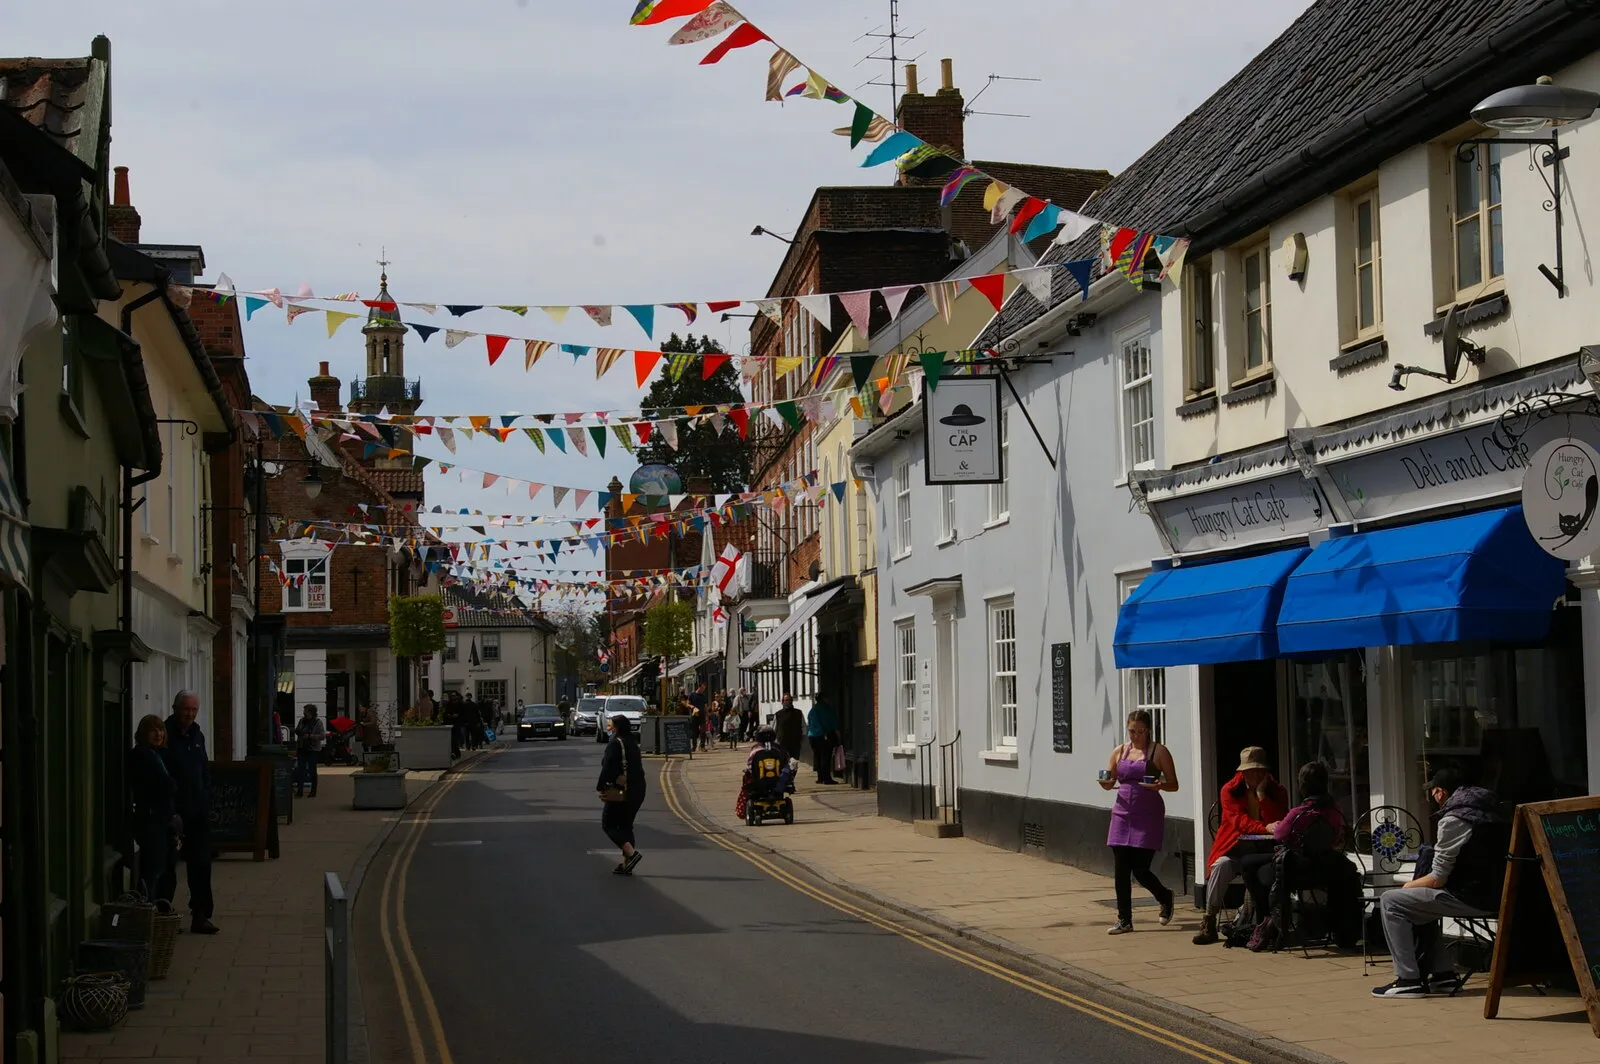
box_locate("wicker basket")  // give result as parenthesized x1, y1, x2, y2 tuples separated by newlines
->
(59, 972, 130, 1031)
(77, 940, 148, 1010)
(101, 893, 156, 947)
(147, 900, 182, 980)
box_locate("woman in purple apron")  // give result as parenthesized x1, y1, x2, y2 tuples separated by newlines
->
(1099, 709, 1180, 933)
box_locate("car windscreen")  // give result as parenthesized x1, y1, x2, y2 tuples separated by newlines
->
(605, 698, 646, 714)
(576, 700, 604, 715)
(521, 706, 560, 718)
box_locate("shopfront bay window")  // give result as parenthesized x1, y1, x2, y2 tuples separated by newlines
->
(1289, 655, 1370, 822)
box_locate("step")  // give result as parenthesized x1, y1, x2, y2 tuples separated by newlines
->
(913, 819, 964, 839)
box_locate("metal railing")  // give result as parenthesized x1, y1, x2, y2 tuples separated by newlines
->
(324, 872, 348, 1064)
(938, 730, 963, 827)
(350, 377, 422, 404)
(916, 736, 937, 820)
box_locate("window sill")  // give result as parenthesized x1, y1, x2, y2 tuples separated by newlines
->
(1423, 290, 1509, 336)
(166, 553, 183, 567)
(890, 744, 919, 759)
(983, 515, 1010, 530)
(936, 533, 956, 547)
(1221, 375, 1277, 407)
(892, 550, 913, 563)
(1176, 393, 1217, 419)
(1330, 336, 1388, 373)
(59, 392, 90, 440)
(980, 748, 1019, 764)
(140, 533, 160, 546)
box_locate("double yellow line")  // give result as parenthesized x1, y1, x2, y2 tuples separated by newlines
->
(659, 760, 1253, 1064)
(377, 752, 500, 1064)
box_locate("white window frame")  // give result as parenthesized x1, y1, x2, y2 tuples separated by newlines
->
(1118, 330, 1156, 478)
(988, 598, 1018, 748)
(1184, 259, 1215, 396)
(481, 631, 501, 662)
(1239, 242, 1272, 379)
(1351, 189, 1383, 338)
(1117, 572, 1167, 743)
(1451, 141, 1504, 297)
(443, 632, 458, 662)
(279, 539, 332, 613)
(939, 484, 956, 543)
(987, 409, 1010, 525)
(896, 619, 917, 744)
(893, 459, 912, 559)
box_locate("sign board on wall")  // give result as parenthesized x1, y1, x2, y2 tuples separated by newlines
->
(1522, 437, 1600, 560)
(1050, 642, 1072, 753)
(1151, 471, 1332, 555)
(1328, 421, 1534, 523)
(923, 376, 1003, 485)
(917, 658, 933, 743)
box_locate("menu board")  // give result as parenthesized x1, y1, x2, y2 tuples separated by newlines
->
(661, 718, 694, 757)
(1486, 796, 1600, 1037)
(207, 760, 273, 862)
(1051, 643, 1072, 753)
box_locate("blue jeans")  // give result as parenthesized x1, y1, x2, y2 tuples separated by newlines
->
(294, 749, 319, 793)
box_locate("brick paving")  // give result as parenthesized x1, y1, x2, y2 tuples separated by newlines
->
(59, 761, 458, 1064)
(677, 747, 1598, 1064)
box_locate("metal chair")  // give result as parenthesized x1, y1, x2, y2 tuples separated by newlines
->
(1352, 806, 1424, 973)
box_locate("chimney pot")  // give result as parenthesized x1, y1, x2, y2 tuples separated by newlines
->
(319, 361, 330, 376)
(904, 63, 919, 95)
(113, 165, 130, 206)
(941, 58, 954, 92)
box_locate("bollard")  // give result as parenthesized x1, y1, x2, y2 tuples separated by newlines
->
(324, 872, 348, 1064)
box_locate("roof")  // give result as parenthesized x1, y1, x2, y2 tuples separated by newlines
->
(0, 50, 105, 165)
(364, 273, 404, 332)
(978, 0, 1600, 347)
(443, 587, 556, 630)
(365, 467, 424, 497)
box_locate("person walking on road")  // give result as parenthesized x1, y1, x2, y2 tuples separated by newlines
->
(1099, 708, 1179, 934)
(597, 714, 646, 875)
(806, 692, 841, 785)
(128, 714, 179, 904)
(293, 703, 326, 797)
(162, 691, 219, 934)
(773, 694, 804, 762)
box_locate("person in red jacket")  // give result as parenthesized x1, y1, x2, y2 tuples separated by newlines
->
(1194, 747, 1289, 944)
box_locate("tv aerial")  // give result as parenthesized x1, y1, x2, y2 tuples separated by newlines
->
(965, 74, 1042, 121)
(856, 0, 924, 113)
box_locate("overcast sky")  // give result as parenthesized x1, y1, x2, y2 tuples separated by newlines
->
(5, 1, 1311, 575)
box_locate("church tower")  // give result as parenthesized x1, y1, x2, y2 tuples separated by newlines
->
(348, 264, 422, 418)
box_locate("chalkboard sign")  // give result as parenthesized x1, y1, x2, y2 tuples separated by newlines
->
(1486, 796, 1600, 1037)
(661, 717, 694, 757)
(260, 745, 294, 825)
(207, 760, 272, 862)
(1051, 642, 1072, 753)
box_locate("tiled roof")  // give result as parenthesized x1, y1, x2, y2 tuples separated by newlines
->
(0, 53, 105, 165)
(977, 0, 1600, 347)
(366, 468, 424, 497)
(443, 588, 555, 630)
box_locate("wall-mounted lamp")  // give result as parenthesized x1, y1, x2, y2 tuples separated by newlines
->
(300, 467, 325, 500)
(751, 226, 795, 246)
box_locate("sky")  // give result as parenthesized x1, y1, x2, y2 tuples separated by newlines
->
(4, 1, 1313, 584)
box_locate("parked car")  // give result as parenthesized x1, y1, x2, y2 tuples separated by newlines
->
(593, 695, 647, 743)
(570, 697, 606, 737)
(516, 704, 566, 742)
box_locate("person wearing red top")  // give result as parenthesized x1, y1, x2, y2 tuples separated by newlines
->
(1194, 747, 1289, 945)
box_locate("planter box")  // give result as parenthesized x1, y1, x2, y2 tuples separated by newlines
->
(352, 770, 408, 810)
(395, 726, 452, 771)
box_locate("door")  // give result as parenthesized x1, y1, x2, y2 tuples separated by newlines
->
(1212, 660, 1282, 785)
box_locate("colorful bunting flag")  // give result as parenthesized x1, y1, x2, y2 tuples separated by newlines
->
(767, 48, 802, 101)
(969, 272, 1007, 313)
(541, 306, 569, 323)
(701, 353, 730, 379)
(795, 294, 833, 331)
(325, 310, 357, 337)
(581, 305, 613, 327)
(838, 290, 872, 336)
(667, 1, 739, 43)
(634, 349, 663, 387)
(667, 302, 698, 325)
(623, 305, 654, 337)
(861, 130, 921, 167)
(485, 335, 511, 365)
(525, 339, 552, 370)
(630, 0, 715, 26)
(445, 329, 471, 348)
(411, 323, 440, 342)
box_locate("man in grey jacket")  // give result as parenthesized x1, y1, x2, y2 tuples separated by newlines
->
(1372, 767, 1507, 998)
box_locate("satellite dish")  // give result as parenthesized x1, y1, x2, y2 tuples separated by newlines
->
(1439, 305, 1486, 381)
(807, 559, 822, 582)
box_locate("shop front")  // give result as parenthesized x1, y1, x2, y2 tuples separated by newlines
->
(1120, 372, 1597, 902)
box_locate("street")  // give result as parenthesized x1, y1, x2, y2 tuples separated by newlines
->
(356, 743, 1271, 1064)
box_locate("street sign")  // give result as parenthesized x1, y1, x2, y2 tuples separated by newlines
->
(923, 376, 1003, 485)
(1522, 436, 1600, 560)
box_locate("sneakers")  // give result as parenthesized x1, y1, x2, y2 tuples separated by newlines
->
(1107, 921, 1134, 935)
(623, 851, 644, 874)
(1370, 978, 1426, 998)
(1192, 915, 1219, 945)
(1426, 973, 1466, 996)
(1158, 898, 1175, 925)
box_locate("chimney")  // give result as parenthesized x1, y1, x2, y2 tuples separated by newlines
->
(108, 165, 142, 244)
(896, 58, 964, 188)
(308, 361, 342, 414)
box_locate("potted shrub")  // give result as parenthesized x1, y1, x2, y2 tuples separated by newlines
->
(393, 705, 452, 771)
(352, 750, 407, 809)
(389, 596, 452, 769)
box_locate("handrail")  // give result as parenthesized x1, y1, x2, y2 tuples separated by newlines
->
(939, 730, 962, 826)
(915, 735, 936, 820)
(324, 872, 348, 1064)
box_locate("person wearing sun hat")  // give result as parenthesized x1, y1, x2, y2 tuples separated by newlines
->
(1193, 746, 1289, 945)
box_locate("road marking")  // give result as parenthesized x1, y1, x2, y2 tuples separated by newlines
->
(658, 761, 1252, 1064)
(430, 840, 483, 847)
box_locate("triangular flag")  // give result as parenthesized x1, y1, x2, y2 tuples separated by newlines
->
(498, 305, 528, 316)
(631, 0, 716, 26)
(1022, 203, 1064, 244)
(588, 427, 608, 457)
(881, 285, 914, 322)
(774, 400, 803, 430)
(919, 352, 947, 390)
(702, 353, 731, 379)
(568, 428, 587, 455)
(581, 305, 613, 327)
(772, 355, 803, 377)
(667, 2, 739, 44)
(541, 306, 569, 323)
(1065, 259, 1095, 301)
(728, 407, 750, 438)
(438, 427, 456, 453)
(525, 428, 546, 453)
(548, 429, 567, 453)
(940, 166, 985, 207)
(1052, 209, 1099, 247)
(325, 310, 357, 337)
(667, 302, 698, 324)
(243, 296, 267, 320)
(595, 348, 626, 379)
(286, 304, 315, 323)
(838, 290, 873, 336)
(1018, 267, 1054, 307)
(411, 323, 440, 342)
(700, 22, 768, 65)
(795, 294, 832, 331)
(753, 299, 783, 324)
(861, 130, 921, 167)
(766, 48, 802, 101)
(445, 329, 471, 348)
(1010, 198, 1048, 236)
(657, 420, 679, 450)
(989, 186, 1027, 225)
(446, 305, 483, 317)
(970, 272, 1007, 312)
(634, 350, 663, 387)
(848, 101, 874, 148)
(622, 305, 654, 337)
(850, 355, 877, 391)
(928, 280, 958, 323)
(485, 335, 511, 365)
(525, 339, 552, 370)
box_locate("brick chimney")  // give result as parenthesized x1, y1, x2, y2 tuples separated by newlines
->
(108, 165, 141, 243)
(308, 362, 342, 414)
(896, 58, 964, 188)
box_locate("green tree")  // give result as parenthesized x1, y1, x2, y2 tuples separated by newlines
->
(642, 598, 694, 697)
(549, 602, 607, 687)
(634, 333, 751, 493)
(389, 595, 446, 715)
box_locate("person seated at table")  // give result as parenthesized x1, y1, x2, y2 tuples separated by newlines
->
(1194, 747, 1289, 945)
(1371, 766, 1507, 998)
(1241, 762, 1356, 950)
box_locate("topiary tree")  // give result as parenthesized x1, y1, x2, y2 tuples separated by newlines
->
(389, 595, 446, 720)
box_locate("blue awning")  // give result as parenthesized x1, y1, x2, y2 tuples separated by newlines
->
(1276, 506, 1565, 655)
(1114, 547, 1310, 668)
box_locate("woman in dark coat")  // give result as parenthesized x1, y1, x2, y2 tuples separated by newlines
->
(597, 714, 646, 875)
(128, 713, 179, 901)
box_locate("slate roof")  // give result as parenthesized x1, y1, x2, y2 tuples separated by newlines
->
(0, 54, 104, 165)
(977, 0, 1600, 347)
(443, 587, 555, 630)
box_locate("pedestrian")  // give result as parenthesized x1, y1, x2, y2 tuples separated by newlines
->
(162, 691, 219, 934)
(1099, 708, 1179, 934)
(357, 702, 382, 753)
(417, 687, 436, 721)
(128, 714, 179, 903)
(742, 687, 760, 739)
(445, 691, 463, 758)
(294, 703, 326, 797)
(806, 692, 841, 784)
(773, 693, 804, 762)
(688, 701, 704, 750)
(723, 703, 743, 749)
(597, 714, 646, 875)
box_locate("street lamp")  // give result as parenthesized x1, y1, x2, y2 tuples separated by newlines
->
(299, 467, 324, 500)
(751, 225, 795, 246)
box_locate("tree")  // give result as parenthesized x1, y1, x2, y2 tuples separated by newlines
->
(642, 598, 694, 703)
(548, 602, 607, 688)
(634, 333, 751, 493)
(389, 595, 446, 716)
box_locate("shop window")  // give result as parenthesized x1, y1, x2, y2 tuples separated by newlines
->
(481, 631, 501, 662)
(989, 599, 1018, 748)
(1290, 655, 1370, 820)
(1124, 667, 1167, 744)
(896, 619, 917, 744)
(1451, 141, 1504, 295)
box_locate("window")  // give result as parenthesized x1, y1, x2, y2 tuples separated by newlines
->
(1352, 191, 1382, 335)
(1119, 333, 1155, 476)
(989, 599, 1018, 747)
(1125, 668, 1167, 745)
(939, 485, 955, 542)
(896, 620, 917, 744)
(1184, 260, 1214, 394)
(987, 409, 1010, 523)
(281, 551, 330, 612)
(443, 633, 458, 662)
(1290, 655, 1370, 823)
(481, 631, 501, 662)
(1240, 244, 1272, 375)
(894, 459, 912, 557)
(1453, 142, 1504, 293)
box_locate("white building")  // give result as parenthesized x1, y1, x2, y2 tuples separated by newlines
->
(434, 590, 556, 708)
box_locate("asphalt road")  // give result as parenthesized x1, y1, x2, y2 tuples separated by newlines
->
(355, 739, 1271, 1064)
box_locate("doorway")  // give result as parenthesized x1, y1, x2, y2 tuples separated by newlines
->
(1212, 660, 1282, 783)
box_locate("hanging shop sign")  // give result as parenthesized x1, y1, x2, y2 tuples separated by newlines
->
(923, 376, 1003, 485)
(1326, 421, 1535, 523)
(1151, 470, 1332, 555)
(1522, 436, 1600, 560)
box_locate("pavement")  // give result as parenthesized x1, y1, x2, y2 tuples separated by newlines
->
(354, 739, 1273, 1064)
(58, 747, 488, 1064)
(675, 747, 1599, 1064)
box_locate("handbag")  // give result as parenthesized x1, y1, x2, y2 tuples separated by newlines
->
(599, 735, 631, 803)
(832, 742, 846, 775)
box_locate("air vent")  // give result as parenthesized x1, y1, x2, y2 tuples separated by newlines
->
(1023, 822, 1046, 849)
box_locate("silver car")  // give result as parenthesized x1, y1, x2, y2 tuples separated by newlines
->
(570, 697, 605, 737)
(593, 695, 647, 743)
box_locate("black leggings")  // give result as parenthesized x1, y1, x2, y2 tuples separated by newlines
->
(1112, 845, 1172, 923)
(602, 792, 645, 850)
